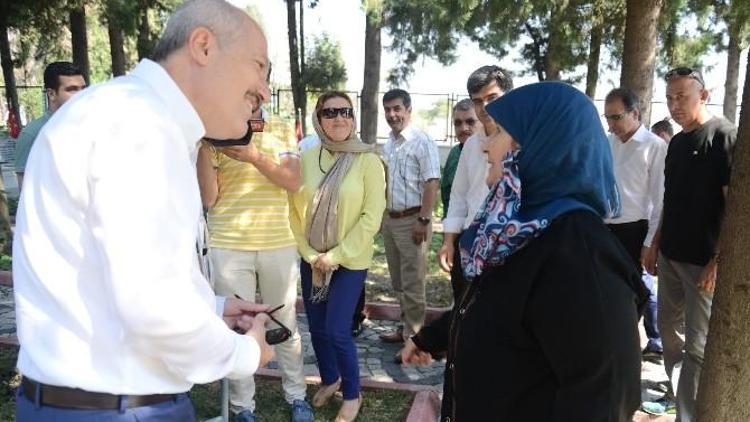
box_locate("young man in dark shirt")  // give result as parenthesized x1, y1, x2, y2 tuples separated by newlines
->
(643, 68, 736, 421)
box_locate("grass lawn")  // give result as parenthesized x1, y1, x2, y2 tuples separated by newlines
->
(0, 347, 414, 422)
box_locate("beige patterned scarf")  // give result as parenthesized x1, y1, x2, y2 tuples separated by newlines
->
(307, 109, 374, 303)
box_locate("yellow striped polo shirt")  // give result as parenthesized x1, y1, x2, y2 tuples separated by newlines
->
(207, 116, 299, 250)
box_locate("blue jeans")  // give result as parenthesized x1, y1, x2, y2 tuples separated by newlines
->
(301, 261, 366, 400)
(16, 387, 195, 421)
(642, 272, 663, 353)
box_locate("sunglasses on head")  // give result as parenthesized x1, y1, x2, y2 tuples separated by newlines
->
(320, 107, 354, 119)
(665, 67, 705, 87)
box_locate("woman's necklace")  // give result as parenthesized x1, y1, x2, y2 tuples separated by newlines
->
(318, 146, 328, 174)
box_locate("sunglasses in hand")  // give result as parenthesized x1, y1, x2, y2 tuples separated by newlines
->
(233, 297, 293, 345)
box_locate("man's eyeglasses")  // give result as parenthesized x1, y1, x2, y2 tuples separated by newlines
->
(603, 112, 626, 121)
(453, 118, 477, 126)
(320, 107, 354, 119)
(665, 67, 705, 87)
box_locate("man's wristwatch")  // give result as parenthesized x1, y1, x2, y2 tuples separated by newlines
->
(417, 216, 431, 225)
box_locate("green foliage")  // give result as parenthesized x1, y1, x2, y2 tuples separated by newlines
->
(384, 0, 464, 86)
(0, 255, 10, 271)
(656, 0, 716, 75)
(417, 98, 449, 126)
(303, 33, 348, 92)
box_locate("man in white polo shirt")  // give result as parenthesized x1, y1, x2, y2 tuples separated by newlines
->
(438, 65, 514, 301)
(13, 1, 274, 420)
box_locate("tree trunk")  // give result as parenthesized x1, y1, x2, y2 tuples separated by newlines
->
(137, 0, 152, 61)
(723, 17, 743, 123)
(69, 6, 90, 85)
(298, 0, 306, 135)
(286, 0, 306, 135)
(525, 23, 545, 81)
(107, 18, 127, 76)
(585, 20, 603, 98)
(360, 8, 383, 144)
(0, 21, 20, 128)
(696, 47, 750, 422)
(620, 0, 663, 125)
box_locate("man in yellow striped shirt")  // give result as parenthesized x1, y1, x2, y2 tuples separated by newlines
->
(197, 111, 313, 422)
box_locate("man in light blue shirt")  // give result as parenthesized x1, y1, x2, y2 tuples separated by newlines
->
(14, 61, 85, 188)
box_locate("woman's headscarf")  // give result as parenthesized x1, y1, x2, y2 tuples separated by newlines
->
(460, 82, 620, 281)
(306, 103, 373, 302)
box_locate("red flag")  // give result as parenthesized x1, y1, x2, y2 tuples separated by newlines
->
(7, 107, 20, 139)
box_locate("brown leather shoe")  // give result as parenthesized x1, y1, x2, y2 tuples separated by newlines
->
(379, 328, 404, 343)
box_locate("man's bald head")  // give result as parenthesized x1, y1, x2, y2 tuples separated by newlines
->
(152, 0, 258, 62)
(155, 0, 270, 140)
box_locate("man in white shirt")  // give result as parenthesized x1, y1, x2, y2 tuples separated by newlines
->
(603, 87, 667, 359)
(13, 1, 274, 420)
(379, 89, 441, 347)
(437, 65, 514, 301)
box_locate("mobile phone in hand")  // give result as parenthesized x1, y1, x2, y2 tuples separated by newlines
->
(205, 119, 264, 147)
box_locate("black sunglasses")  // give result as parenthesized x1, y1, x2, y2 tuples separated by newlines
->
(665, 67, 705, 87)
(320, 107, 354, 119)
(603, 112, 627, 121)
(233, 298, 293, 345)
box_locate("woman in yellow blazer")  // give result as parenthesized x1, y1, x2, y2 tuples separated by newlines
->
(289, 91, 386, 421)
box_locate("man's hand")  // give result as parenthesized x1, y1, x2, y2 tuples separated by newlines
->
(400, 338, 433, 366)
(245, 313, 275, 367)
(642, 245, 659, 276)
(438, 242, 454, 273)
(697, 258, 718, 294)
(219, 143, 261, 165)
(222, 297, 270, 331)
(412, 221, 428, 245)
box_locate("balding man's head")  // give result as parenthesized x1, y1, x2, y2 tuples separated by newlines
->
(154, 0, 270, 140)
(152, 0, 252, 62)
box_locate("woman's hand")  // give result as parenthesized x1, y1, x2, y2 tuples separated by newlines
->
(313, 253, 338, 273)
(400, 338, 434, 366)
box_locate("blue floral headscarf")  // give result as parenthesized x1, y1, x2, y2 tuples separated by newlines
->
(460, 82, 620, 281)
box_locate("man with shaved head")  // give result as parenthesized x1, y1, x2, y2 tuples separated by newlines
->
(642, 68, 736, 420)
(13, 1, 274, 420)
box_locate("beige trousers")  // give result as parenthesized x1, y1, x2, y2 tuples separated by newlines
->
(381, 213, 431, 339)
(210, 246, 306, 413)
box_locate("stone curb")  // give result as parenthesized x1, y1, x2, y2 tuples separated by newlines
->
(256, 367, 441, 422)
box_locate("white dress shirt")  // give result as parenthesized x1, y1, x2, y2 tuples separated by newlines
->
(605, 124, 667, 246)
(381, 124, 441, 211)
(442, 132, 491, 233)
(13, 59, 260, 394)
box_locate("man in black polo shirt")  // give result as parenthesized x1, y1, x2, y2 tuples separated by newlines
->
(643, 67, 736, 421)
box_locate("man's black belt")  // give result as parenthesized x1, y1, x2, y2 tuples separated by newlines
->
(21, 377, 183, 410)
(388, 206, 421, 219)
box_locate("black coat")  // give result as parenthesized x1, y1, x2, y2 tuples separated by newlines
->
(414, 211, 648, 422)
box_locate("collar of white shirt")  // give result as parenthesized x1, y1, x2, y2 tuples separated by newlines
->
(614, 124, 651, 144)
(130, 59, 205, 148)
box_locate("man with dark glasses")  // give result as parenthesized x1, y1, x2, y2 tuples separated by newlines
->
(602, 87, 667, 365)
(440, 99, 479, 219)
(642, 67, 737, 421)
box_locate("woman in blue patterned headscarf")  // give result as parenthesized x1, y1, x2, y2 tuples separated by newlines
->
(405, 82, 648, 422)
